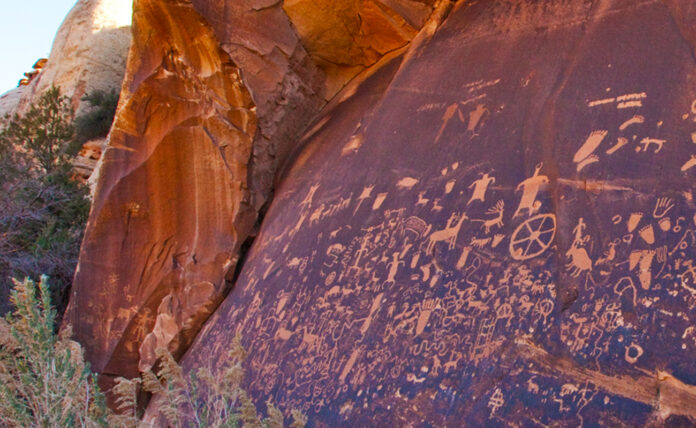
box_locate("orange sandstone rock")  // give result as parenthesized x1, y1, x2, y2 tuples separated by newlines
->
(65, 0, 257, 381)
(67, 0, 438, 384)
(16, 0, 132, 116)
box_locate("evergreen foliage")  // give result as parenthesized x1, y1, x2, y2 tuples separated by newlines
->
(73, 90, 119, 144)
(0, 87, 90, 315)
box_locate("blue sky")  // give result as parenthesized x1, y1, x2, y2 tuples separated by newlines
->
(0, 0, 77, 94)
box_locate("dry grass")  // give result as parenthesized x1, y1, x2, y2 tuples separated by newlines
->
(115, 335, 307, 428)
(0, 277, 109, 427)
(0, 277, 307, 428)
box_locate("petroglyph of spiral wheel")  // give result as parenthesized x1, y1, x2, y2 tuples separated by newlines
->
(509, 214, 556, 260)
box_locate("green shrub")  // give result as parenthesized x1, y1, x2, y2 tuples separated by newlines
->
(1, 277, 307, 428)
(0, 277, 110, 427)
(113, 336, 307, 428)
(0, 87, 90, 316)
(73, 90, 119, 144)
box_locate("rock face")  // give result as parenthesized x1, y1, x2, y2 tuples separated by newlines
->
(68, 0, 696, 425)
(66, 0, 438, 384)
(14, 0, 132, 116)
(66, 0, 259, 382)
(283, 0, 436, 95)
(0, 0, 132, 182)
(0, 87, 26, 119)
(176, 0, 696, 425)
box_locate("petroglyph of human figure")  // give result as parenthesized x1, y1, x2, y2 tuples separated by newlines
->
(597, 239, 620, 265)
(514, 163, 548, 218)
(385, 252, 404, 285)
(467, 103, 489, 136)
(534, 298, 554, 324)
(471, 200, 505, 233)
(565, 218, 593, 277)
(468, 172, 496, 204)
(353, 185, 374, 214)
(348, 234, 371, 274)
(431, 355, 443, 376)
(573, 217, 587, 243)
(488, 389, 505, 416)
(300, 184, 319, 209)
(426, 212, 468, 254)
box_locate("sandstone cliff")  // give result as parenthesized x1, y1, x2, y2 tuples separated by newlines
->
(66, 0, 440, 384)
(16, 0, 132, 116)
(0, 0, 132, 185)
(69, 0, 696, 425)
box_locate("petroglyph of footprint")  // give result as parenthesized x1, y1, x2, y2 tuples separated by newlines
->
(619, 115, 645, 131)
(606, 137, 629, 155)
(639, 224, 655, 245)
(574, 130, 608, 164)
(576, 154, 599, 172)
(627, 212, 643, 233)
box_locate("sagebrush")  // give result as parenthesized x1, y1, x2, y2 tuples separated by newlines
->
(0, 277, 307, 427)
(0, 276, 109, 427)
(111, 337, 307, 428)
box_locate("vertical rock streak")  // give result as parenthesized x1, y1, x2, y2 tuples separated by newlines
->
(66, 0, 257, 379)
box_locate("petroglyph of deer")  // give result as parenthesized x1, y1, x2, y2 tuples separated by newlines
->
(470, 200, 505, 233)
(426, 212, 468, 254)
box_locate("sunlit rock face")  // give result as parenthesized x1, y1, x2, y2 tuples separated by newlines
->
(66, 0, 439, 386)
(17, 0, 132, 115)
(283, 0, 436, 96)
(0, 0, 132, 183)
(65, 0, 259, 383)
(175, 0, 696, 425)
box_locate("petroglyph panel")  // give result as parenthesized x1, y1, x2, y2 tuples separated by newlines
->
(181, 1, 696, 426)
